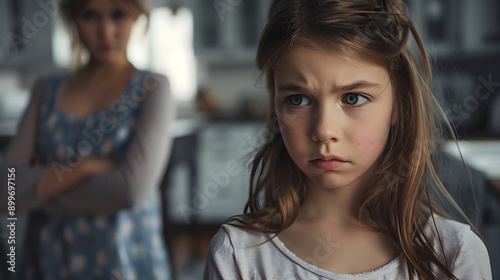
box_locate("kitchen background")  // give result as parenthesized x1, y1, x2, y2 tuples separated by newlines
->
(0, 0, 499, 279)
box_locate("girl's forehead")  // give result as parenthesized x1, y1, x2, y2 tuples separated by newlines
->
(276, 41, 388, 71)
(272, 45, 394, 101)
(273, 45, 390, 82)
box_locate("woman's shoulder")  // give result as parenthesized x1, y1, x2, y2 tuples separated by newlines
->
(36, 70, 68, 82)
(129, 70, 170, 106)
(29, 71, 68, 102)
(31, 71, 67, 88)
(133, 69, 169, 88)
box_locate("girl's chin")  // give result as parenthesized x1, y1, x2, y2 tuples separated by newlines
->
(306, 176, 359, 191)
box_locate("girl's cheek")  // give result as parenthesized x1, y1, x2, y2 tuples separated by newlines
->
(354, 124, 390, 161)
(277, 114, 307, 141)
(281, 113, 309, 135)
(276, 104, 296, 127)
(277, 114, 294, 133)
(274, 107, 286, 129)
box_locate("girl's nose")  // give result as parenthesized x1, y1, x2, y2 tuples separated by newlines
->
(311, 106, 341, 144)
(98, 19, 115, 40)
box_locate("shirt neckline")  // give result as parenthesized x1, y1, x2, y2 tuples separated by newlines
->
(270, 234, 405, 279)
(52, 68, 141, 120)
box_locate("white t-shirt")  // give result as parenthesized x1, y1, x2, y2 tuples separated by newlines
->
(204, 215, 492, 279)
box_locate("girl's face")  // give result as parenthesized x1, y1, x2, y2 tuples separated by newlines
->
(74, 0, 137, 64)
(274, 45, 395, 191)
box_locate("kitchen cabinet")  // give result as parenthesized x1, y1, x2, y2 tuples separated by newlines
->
(409, 0, 500, 56)
(165, 121, 265, 225)
(0, 1, 11, 60)
(0, 0, 57, 70)
(408, 0, 500, 138)
(191, 0, 269, 65)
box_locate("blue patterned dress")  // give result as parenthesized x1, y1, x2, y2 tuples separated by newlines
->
(19, 70, 172, 280)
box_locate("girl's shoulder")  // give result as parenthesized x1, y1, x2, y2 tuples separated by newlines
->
(425, 214, 486, 257)
(426, 215, 476, 239)
(207, 219, 284, 260)
(212, 221, 273, 249)
(426, 215, 492, 279)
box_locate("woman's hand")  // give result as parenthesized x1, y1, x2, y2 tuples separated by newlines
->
(38, 157, 118, 200)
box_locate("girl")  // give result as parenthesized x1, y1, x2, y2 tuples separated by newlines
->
(204, 0, 492, 279)
(1, 0, 174, 279)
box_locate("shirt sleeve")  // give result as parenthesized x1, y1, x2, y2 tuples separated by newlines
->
(41, 73, 176, 215)
(204, 226, 243, 280)
(451, 229, 493, 280)
(0, 77, 50, 213)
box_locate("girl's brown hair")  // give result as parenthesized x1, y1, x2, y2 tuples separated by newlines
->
(233, 0, 475, 279)
(59, 0, 150, 68)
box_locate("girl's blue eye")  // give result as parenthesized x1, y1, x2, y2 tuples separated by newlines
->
(288, 95, 310, 107)
(343, 93, 368, 106)
(82, 10, 96, 20)
(112, 10, 124, 20)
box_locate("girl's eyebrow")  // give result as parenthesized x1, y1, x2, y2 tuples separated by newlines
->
(335, 81, 382, 92)
(276, 84, 307, 93)
(276, 81, 382, 94)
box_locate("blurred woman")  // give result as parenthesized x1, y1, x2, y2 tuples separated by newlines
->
(1, 0, 174, 279)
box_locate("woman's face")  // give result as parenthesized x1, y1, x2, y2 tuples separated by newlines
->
(74, 0, 137, 64)
(274, 45, 395, 191)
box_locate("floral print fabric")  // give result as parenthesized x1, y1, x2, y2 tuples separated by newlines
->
(19, 70, 171, 280)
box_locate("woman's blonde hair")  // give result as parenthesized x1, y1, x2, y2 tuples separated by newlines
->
(234, 0, 476, 279)
(58, 0, 150, 68)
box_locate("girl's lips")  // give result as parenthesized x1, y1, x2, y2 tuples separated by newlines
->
(311, 159, 348, 170)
